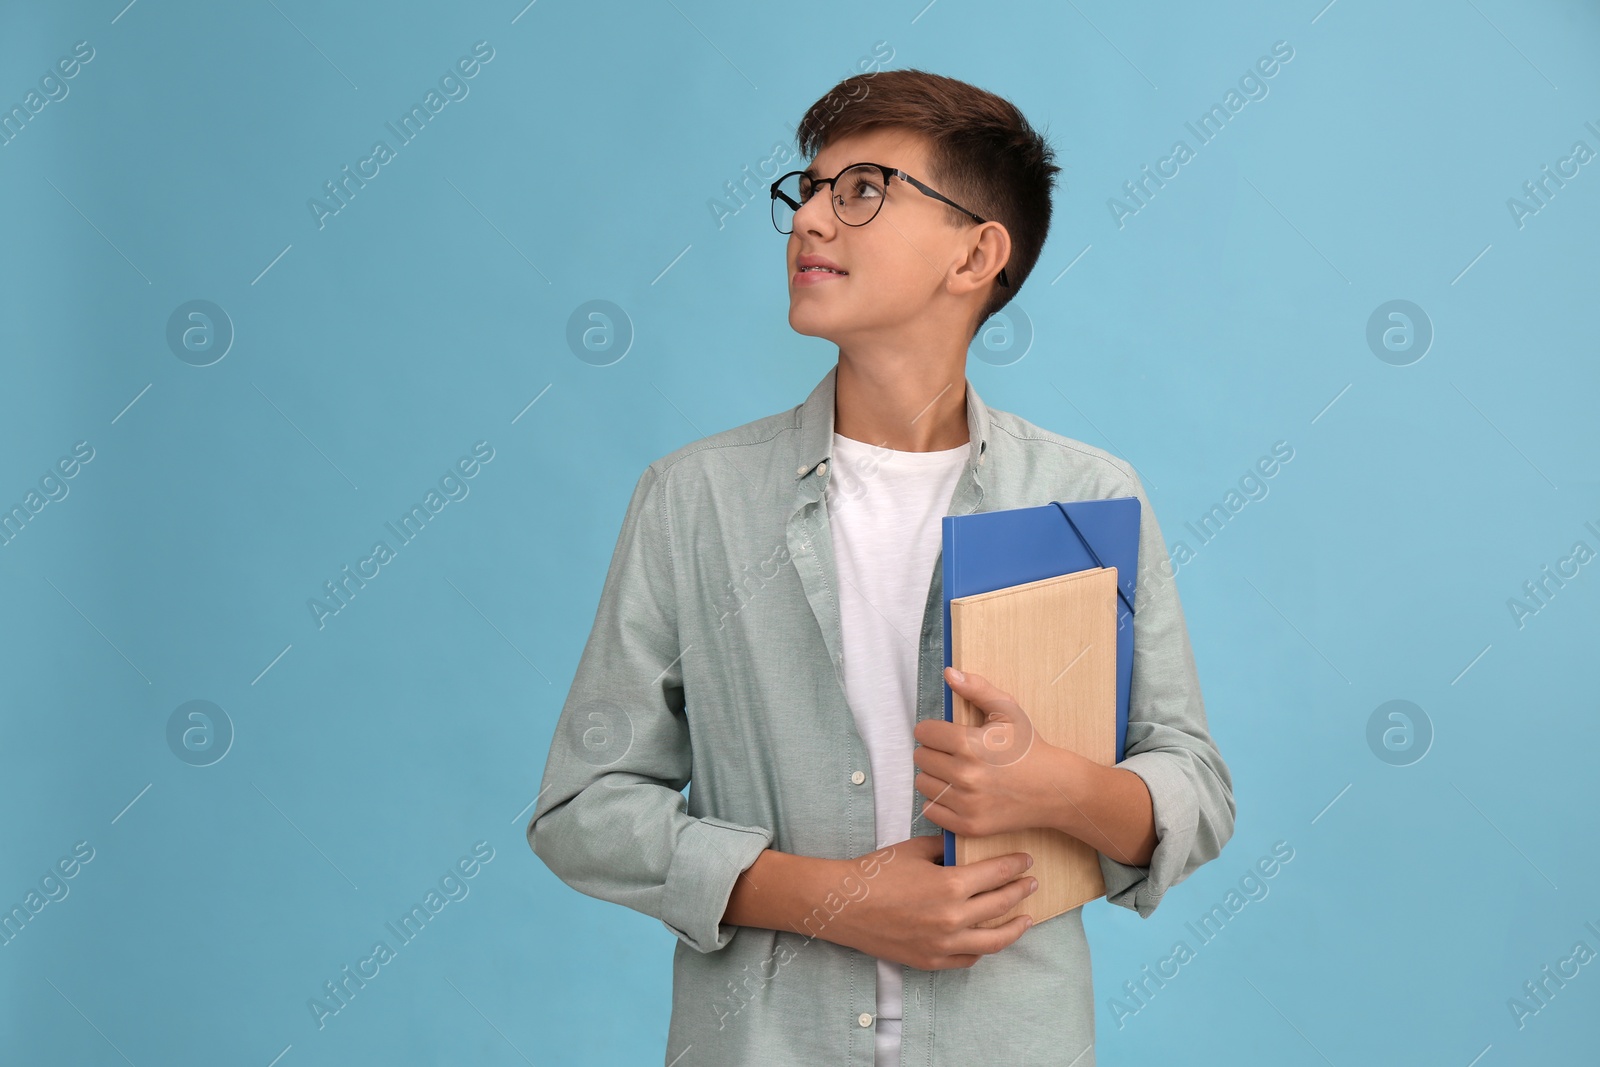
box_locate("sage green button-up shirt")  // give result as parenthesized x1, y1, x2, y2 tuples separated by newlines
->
(529, 364, 1235, 1066)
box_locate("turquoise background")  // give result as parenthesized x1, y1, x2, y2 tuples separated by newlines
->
(2, 0, 1597, 1063)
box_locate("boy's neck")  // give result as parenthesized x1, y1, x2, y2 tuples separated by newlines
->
(832, 352, 970, 453)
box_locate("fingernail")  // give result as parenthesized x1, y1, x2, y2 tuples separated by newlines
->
(1030, 878, 1039, 893)
(1023, 916, 1034, 928)
(1025, 855, 1033, 869)
(948, 668, 964, 682)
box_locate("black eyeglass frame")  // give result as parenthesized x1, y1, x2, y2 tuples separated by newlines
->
(770, 162, 1011, 288)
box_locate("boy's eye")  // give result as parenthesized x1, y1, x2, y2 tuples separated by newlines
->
(845, 174, 884, 199)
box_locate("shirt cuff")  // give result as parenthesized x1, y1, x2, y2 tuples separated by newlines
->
(1097, 750, 1199, 918)
(658, 815, 775, 953)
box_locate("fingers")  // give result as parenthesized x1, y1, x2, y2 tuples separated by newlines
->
(941, 913, 1034, 968)
(966, 867, 1038, 927)
(957, 850, 1034, 897)
(944, 667, 1025, 716)
(979, 913, 1035, 955)
(889, 840, 1039, 970)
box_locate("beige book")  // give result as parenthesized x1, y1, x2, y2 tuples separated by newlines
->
(947, 566, 1119, 927)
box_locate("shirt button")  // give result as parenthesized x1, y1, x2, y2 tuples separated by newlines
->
(851, 770, 866, 785)
(858, 1012, 874, 1027)
(818, 461, 828, 476)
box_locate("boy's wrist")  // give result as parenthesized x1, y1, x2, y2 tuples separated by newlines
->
(1043, 747, 1159, 868)
(1038, 742, 1094, 839)
(722, 848, 847, 935)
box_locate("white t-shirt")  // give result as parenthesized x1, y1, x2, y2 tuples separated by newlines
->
(824, 430, 969, 1067)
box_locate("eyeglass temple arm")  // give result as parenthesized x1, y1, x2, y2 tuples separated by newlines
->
(895, 174, 1011, 288)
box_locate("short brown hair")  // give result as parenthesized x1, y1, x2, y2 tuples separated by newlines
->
(793, 69, 1061, 337)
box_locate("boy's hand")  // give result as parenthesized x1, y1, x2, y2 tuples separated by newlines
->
(817, 835, 1036, 970)
(912, 667, 1077, 839)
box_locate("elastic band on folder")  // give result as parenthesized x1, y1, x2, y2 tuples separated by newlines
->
(1051, 501, 1136, 618)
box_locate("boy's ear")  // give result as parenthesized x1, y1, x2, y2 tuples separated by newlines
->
(955, 222, 1011, 293)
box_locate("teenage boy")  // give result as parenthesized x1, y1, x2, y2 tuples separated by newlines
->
(530, 69, 1235, 1067)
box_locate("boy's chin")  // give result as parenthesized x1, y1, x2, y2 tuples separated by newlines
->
(787, 307, 845, 343)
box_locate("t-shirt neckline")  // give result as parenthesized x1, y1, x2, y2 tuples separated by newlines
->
(832, 431, 969, 463)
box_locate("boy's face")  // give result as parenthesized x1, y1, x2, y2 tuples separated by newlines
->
(785, 128, 987, 346)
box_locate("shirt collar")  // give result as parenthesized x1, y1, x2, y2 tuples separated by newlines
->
(792, 362, 990, 480)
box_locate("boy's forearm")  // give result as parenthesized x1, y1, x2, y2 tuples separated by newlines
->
(1045, 746, 1158, 868)
(721, 848, 845, 935)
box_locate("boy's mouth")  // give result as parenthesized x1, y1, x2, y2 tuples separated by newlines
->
(793, 266, 849, 286)
(795, 255, 848, 278)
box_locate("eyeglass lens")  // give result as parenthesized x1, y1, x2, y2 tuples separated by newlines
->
(772, 164, 887, 234)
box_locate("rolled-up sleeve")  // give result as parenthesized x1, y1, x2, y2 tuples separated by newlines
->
(1096, 464, 1236, 918)
(527, 462, 773, 954)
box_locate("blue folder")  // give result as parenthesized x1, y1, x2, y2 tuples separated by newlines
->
(940, 497, 1141, 867)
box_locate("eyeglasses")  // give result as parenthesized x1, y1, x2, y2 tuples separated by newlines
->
(770, 162, 1011, 288)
